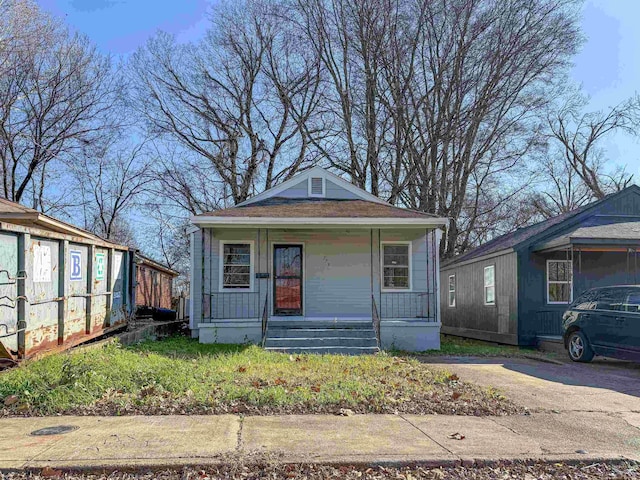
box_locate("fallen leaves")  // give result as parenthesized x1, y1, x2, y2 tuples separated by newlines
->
(8, 460, 638, 479)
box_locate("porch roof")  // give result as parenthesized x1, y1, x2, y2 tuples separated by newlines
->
(192, 197, 448, 228)
(532, 221, 640, 252)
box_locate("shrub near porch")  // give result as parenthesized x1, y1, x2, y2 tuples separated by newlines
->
(0, 337, 521, 416)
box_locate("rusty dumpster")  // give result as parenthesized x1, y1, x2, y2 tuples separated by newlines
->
(0, 200, 133, 360)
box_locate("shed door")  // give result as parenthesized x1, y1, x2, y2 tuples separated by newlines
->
(273, 245, 302, 316)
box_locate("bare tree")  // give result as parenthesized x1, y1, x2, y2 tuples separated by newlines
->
(129, 0, 582, 259)
(384, 0, 582, 256)
(130, 0, 323, 207)
(530, 152, 594, 218)
(71, 139, 153, 244)
(0, 0, 118, 206)
(546, 92, 638, 199)
(293, 0, 397, 195)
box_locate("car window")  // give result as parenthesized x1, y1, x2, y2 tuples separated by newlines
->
(623, 291, 640, 313)
(573, 290, 598, 311)
(594, 288, 626, 311)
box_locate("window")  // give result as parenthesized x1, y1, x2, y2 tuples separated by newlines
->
(220, 242, 253, 290)
(623, 290, 640, 313)
(593, 288, 624, 311)
(381, 243, 411, 290)
(308, 177, 325, 197)
(547, 260, 572, 304)
(484, 265, 495, 305)
(448, 274, 456, 307)
(573, 290, 597, 311)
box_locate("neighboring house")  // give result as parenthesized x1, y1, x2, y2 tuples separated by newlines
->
(134, 253, 179, 311)
(440, 185, 640, 346)
(189, 167, 448, 353)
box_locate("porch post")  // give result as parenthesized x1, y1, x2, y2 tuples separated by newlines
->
(258, 228, 269, 317)
(434, 229, 443, 325)
(372, 229, 381, 315)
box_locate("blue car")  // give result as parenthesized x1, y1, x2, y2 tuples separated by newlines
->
(562, 286, 640, 363)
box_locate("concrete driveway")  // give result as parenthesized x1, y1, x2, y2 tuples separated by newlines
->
(420, 356, 640, 414)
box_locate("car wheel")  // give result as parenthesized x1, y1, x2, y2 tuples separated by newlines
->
(567, 330, 594, 363)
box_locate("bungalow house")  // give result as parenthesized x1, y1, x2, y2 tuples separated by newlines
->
(188, 167, 448, 353)
(440, 185, 640, 346)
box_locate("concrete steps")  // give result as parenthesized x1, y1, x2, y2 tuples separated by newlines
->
(264, 319, 379, 355)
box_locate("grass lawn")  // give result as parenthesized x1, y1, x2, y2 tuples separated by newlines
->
(0, 336, 522, 417)
(413, 335, 560, 360)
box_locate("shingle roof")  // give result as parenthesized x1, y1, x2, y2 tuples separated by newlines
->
(443, 185, 640, 266)
(442, 206, 590, 266)
(196, 197, 440, 219)
(570, 221, 640, 240)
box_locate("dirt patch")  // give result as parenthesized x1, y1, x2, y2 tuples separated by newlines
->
(2, 374, 523, 417)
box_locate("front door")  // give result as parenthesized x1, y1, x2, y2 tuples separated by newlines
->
(273, 245, 303, 315)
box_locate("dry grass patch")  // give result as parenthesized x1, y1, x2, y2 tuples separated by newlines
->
(0, 337, 522, 416)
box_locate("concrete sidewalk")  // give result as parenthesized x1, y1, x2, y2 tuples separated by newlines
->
(0, 412, 639, 470)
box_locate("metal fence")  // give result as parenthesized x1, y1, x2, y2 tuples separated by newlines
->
(379, 291, 435, 320)
(205, 292, 262, 320)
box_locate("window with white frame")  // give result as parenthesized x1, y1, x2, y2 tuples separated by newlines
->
(448, 274, 456, 307)
(221, 242, 253, 290)
(484, 265, 495, 305)
(547, 259, 572, 304)
(382, 243, 411, 290)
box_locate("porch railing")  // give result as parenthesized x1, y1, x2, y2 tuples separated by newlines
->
(371, 294, 381, 348)
(380, 292, 435, 320)
(206, 292, 261, 320)
(261, 296, 269, 347)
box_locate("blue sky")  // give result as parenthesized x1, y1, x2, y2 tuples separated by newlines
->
(37, 0, 640, 176)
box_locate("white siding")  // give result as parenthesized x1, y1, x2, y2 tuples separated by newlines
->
(269, 230, 372, 317)
(325, 179, 361, 199)
(194, 227, 439, 322)
(275, 178, 362, 200)
(278, 180, 308, 198)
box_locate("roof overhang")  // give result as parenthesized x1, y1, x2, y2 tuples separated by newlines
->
(135, 254, 180, 276)
(0, 212, 99, 238)
(440, 247, 515, 270)
(191, 216, 449, 229)
(533, 237, 640, 253)
(0, 221, 128, 250)
(0, 199, 129, 249)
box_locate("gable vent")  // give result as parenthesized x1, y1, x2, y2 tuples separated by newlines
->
(310, 177, 324, 196)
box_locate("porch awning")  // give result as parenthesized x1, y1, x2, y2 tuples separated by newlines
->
(192, 198, 449, 229)
(532, 221, 640, 252)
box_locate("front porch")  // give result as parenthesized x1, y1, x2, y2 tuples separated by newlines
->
(529, 225, 640, 338)
(191, 227, 442, 352)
